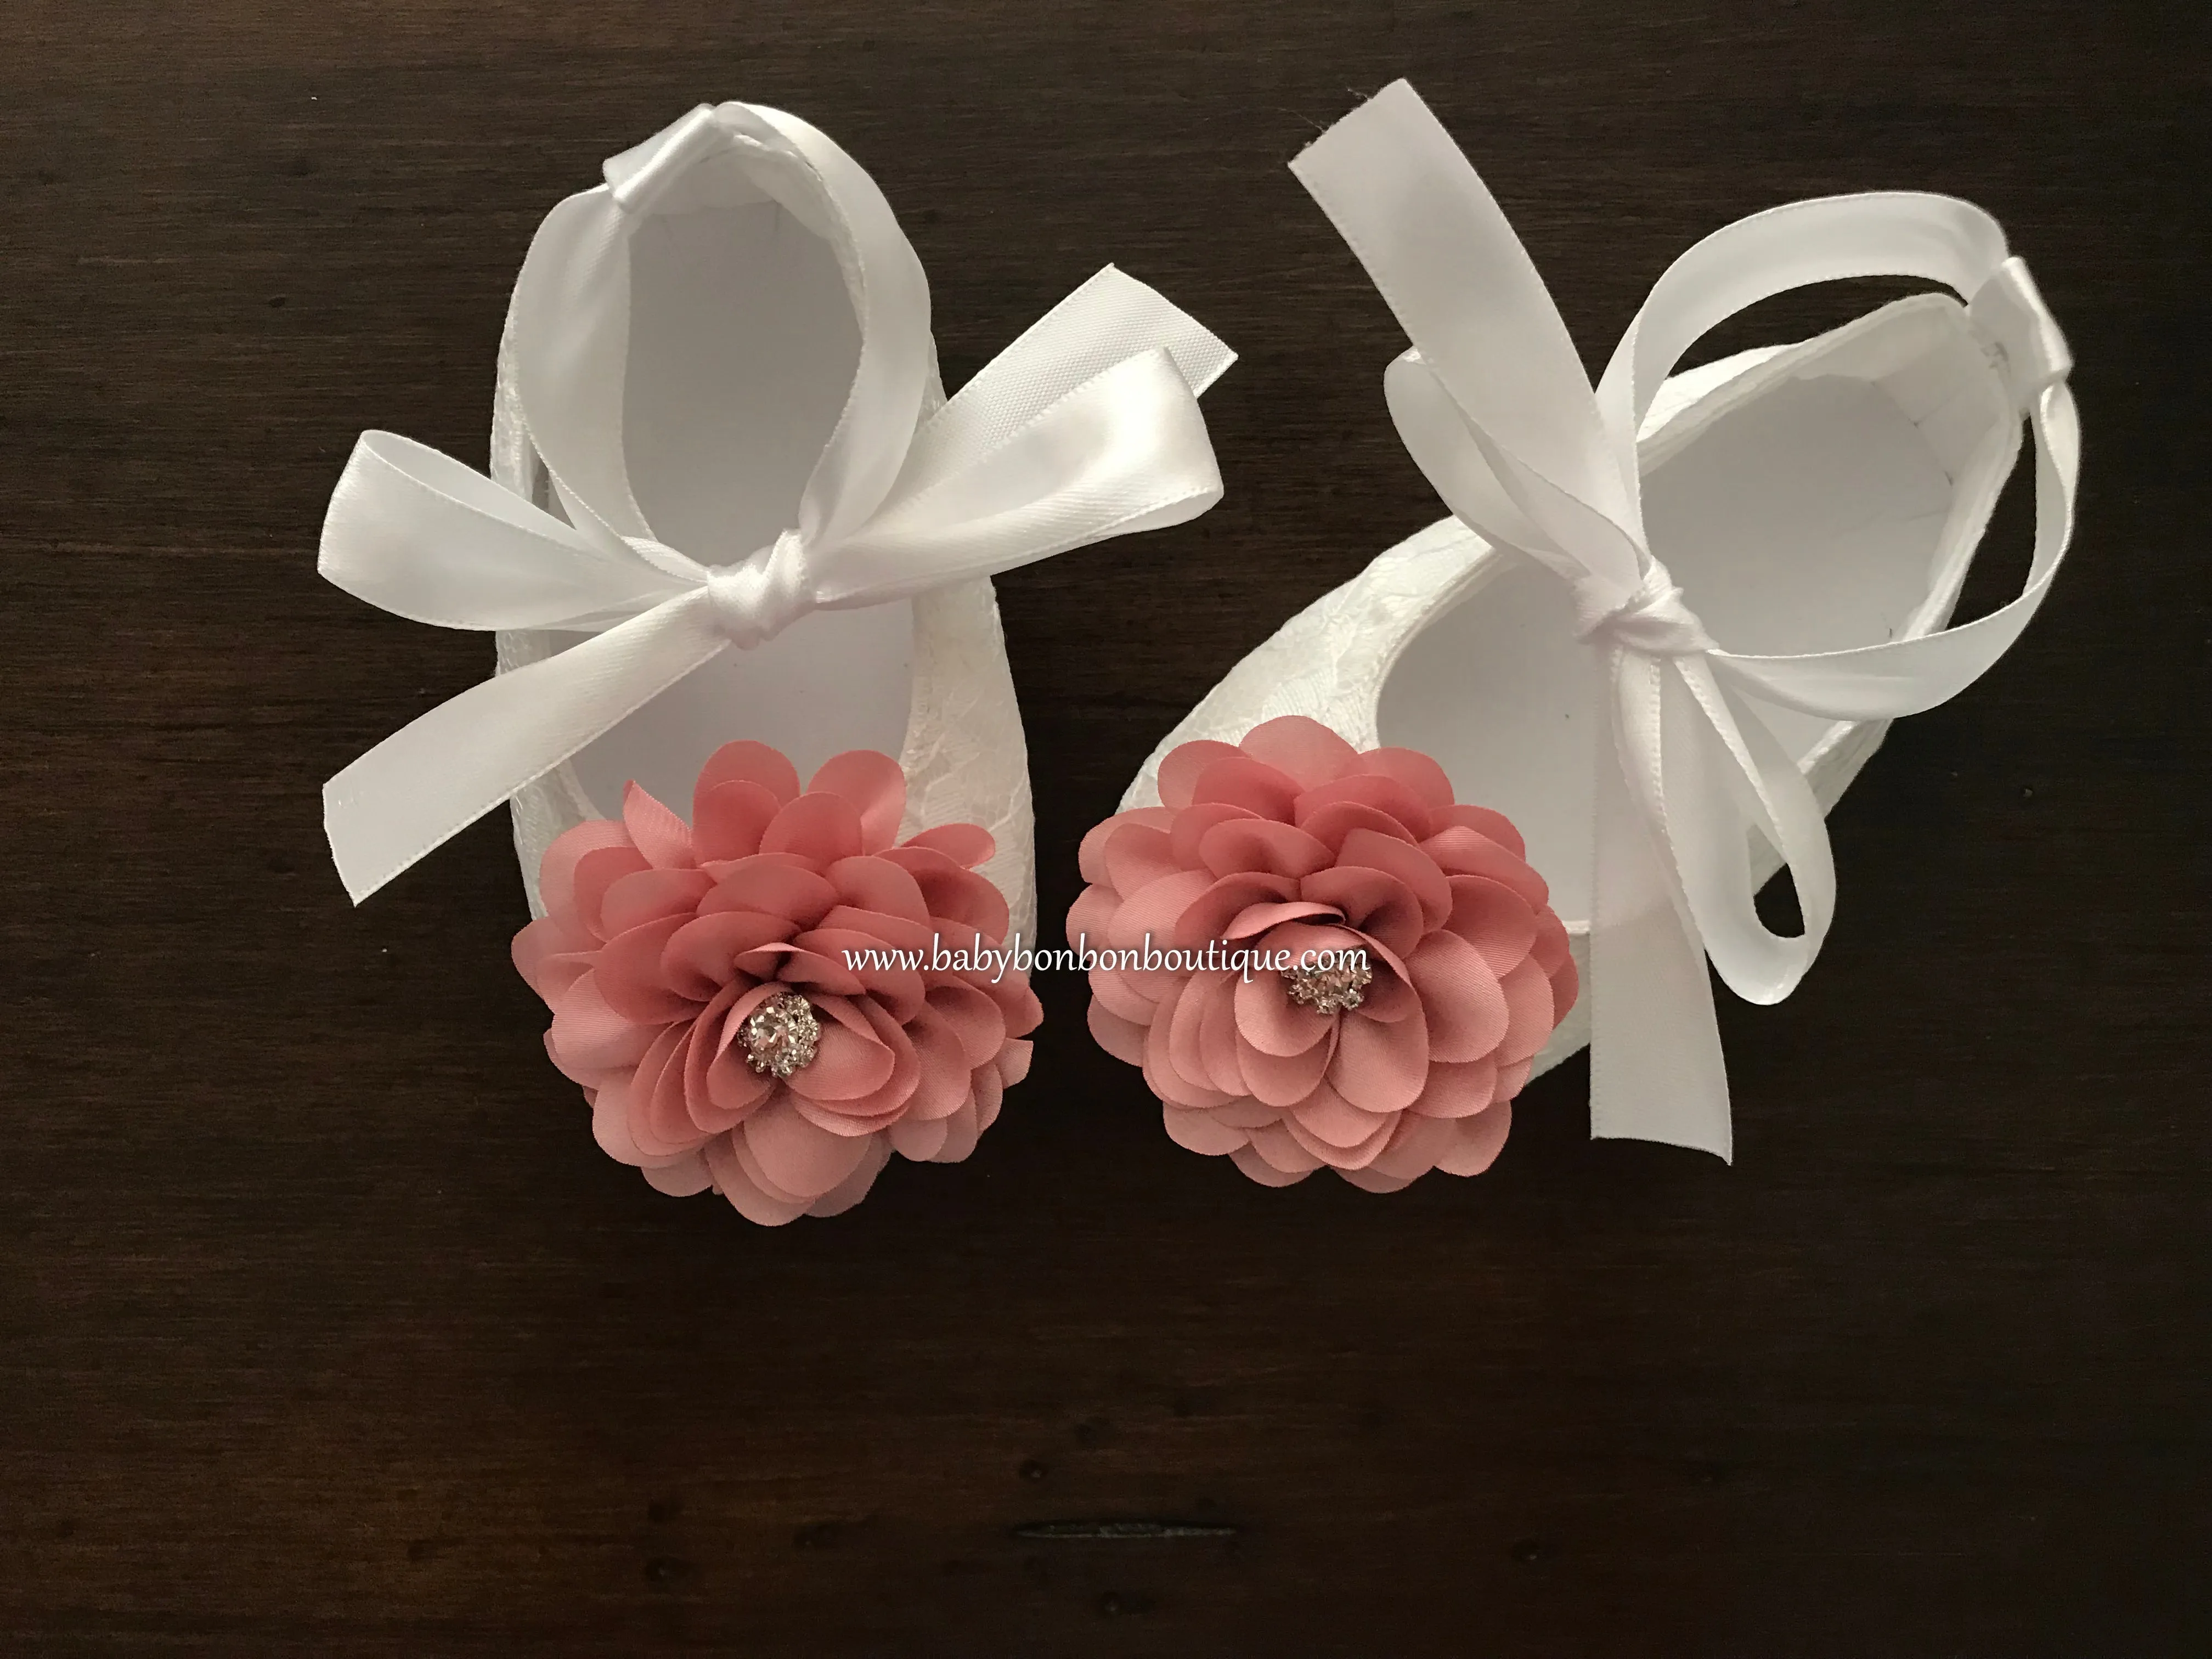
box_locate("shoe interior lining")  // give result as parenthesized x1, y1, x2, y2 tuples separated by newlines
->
(1376, 298, 2014, 921)
(563, 189, 916, 820)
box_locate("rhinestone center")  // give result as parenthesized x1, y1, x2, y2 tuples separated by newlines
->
(1284, 958, 1373, 1016)
(741, 990, 821, 1080)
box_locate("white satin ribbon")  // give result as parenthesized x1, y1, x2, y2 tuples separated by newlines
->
(322, 102, 1235, 903)
(1294, 81, 2076, 1159)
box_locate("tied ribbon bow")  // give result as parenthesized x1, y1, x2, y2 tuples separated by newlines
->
(1293, 82, 2078, 1159)
(321, 103, 1234, 903)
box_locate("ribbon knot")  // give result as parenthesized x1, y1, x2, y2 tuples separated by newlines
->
(1573, 563, 1714, 657)
(703, 531, 811, 649)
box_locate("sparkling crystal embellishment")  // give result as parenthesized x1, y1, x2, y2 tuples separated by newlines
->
(741, 990, 821, 1080)
(1284, 957, 1373, 1016)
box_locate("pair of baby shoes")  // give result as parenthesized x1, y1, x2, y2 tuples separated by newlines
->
(320, 82, 2075, 1222)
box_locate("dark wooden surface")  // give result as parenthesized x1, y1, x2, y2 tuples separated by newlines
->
(4, 2, 2208, 1654)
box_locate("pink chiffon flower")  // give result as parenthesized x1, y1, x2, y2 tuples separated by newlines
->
(514, 741, 1039, 1224)
(1069, 716, 1577, 1192)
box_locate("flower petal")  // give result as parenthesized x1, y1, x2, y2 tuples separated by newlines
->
(1444, 875, 1539, 978)
(882, 846, 1012, 941)
(1364, 1112, 1455, 1181)
(1334, 829, 1452, 930)
(809, 750, 907, 851)
(641, 1150, 714, 1197)
(1409, 1054, 1501, 1119)
(1105, 821, 1182, 899)
(1498, 957, 1560, 1064)
(1438, 802, 1528, 859)
(1436, 1101, 1513, 1176)
(572, 844, 651, 940)
(922, 979, 1011, 1069)
(1157, 740, 1245, 810)
(1088, 1000, 1149, 1066)
(1240, 715, 1363, 789)
(1229, 1144, 1314, 1187)
(902, 822, 995, 868)
(1171, 871, 1298, 951)
(744, 1097, 877, 1198)
(704, 1131, 812, 1226)
(1233, 970, 1335, 1058)
(693, 780, 782, 861)
(1355, 746, 1458, 812)
(1167, 971, 1231, 1098)
(1164, 1104, 1249, 1155)
(626, 1024, 707, 1158)
(1195, 973, 1249, 1097)
(539, 818, 635, 918)
(1407, 929, 1510, 1063)
(1530, 908, 1571, 975)
(1547, 951, 1579, 1023)
(825, 998, 924, 1118)
(1170, 800, 1259, 869)
(662, 910, 792, 1000)
(1079, 806, 1176, 885)
(902, 1009, 979, 1121)
(792, 925, 924, 1019)
(1296, 799, 1419, 855)
(889, 1112, 950, 1160)
(1424, 826, 1550, 907)
(1299, 865, 1423, 960)
(1289, 1082, 1395, 1149)
(1240, 1024, 1336, 1108)
(1243, 1122, 1326, 1175)
(597, 867, 713, 936)
(784, 1009, 898, 1103)
(512, 912, 596, 1006)
(593, 915, 698, 1023)
(696, 740, 802, 810)
(1104, 868, 1216, 952)
(1190, 753, 1302, 821)
(1329, 999, 1430, 1113)
(622, 781, 696, 870)
(1293, 774, 1434, 841)
(805, 1136, 893, 1212)
(763, 791, 865, 864)
(549, 970, 659, 1079)
(703, 854, 840, 927)
(1143, 1003, 1234, 1109)
(930, 1097, 985, 1164)
(1198, 817, 1336, 880)
(1066, 884, 1117, 955)
(1337, 1163, 1419, 1194)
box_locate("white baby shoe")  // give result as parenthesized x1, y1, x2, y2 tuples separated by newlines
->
(317, 103, 1233, 1221)
(1107, 82, 2075, 1167)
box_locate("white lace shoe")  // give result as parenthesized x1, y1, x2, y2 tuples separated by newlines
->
(318, 103, 1234, 1220)
(1113, 82, 2075, 1163)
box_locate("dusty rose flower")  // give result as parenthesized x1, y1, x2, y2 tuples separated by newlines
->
(1069, 716, 1576, 1192)
(514, 741, 1039, 1224)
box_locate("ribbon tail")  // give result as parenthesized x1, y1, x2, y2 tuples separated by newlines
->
(891, 266, 1233, 493)
(1587, 652, 1734, 1160)
(814, 348, 1224, 602)
(320, 430, 672, 630)
(324, 593, 727, 903)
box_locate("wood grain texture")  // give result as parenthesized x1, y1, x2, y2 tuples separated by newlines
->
(2, 2, 2207, 1653)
